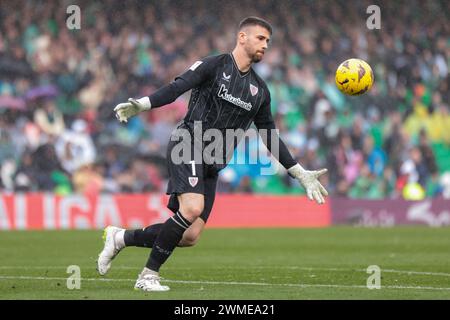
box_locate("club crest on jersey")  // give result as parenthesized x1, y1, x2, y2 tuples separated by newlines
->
(250, 84, 258, 96)
(189, 177, 198, 187)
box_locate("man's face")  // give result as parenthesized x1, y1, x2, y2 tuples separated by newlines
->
(240, 25, 271, 63)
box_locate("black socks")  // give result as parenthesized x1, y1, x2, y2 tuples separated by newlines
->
(146, 211, 192, 272)
(124, 224, 163, 248)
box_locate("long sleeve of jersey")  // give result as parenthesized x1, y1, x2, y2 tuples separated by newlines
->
(253, 90, 297, 170)
(148, 57, 216, 108)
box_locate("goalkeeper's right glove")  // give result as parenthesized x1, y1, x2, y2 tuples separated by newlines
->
(114, 97, 151, 123)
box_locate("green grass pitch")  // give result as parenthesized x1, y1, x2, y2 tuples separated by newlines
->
(0, 227, 449, 299)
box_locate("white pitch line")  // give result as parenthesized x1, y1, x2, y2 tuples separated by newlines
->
(1, 265, 450, 278)
(380, 269, 450, 277)
(272, 266, 450, 278)
(1, 275, 450, 292)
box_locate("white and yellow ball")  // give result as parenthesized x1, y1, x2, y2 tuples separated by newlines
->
(335, 58, 374, 95)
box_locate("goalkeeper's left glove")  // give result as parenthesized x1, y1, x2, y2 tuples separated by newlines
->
(288, 164, 329, 204)
(114, 97, 151, 123)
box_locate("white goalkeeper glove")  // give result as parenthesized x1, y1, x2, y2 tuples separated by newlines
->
(288, 164, 329, 204)
(113, 97, 151, 123)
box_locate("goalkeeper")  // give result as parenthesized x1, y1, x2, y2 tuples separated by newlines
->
(97, 16, 328, 292)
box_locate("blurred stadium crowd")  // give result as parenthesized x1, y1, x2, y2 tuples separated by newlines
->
(0, 0, 449, 199)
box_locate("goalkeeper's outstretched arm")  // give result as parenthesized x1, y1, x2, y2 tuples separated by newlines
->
(254, 90, 328, 205)
(114, 57, 216, 122)
(114, 77, 194, 123)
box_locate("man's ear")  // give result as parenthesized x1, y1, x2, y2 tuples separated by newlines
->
(238, 31, 247, 44)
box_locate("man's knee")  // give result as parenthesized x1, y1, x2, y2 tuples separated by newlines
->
(178, 194, 204, 221)
(184, 203, 204, 219)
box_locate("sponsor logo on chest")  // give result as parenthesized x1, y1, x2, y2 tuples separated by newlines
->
(217, 84, 253, 111)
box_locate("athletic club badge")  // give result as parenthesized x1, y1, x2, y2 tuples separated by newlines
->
(250, 84, 258, 96)
(189, 177, 198, 187)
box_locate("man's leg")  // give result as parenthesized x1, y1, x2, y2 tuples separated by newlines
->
(145, 193, 204, 271)
(179, 171, 216, 246)
(132, 131, 212, 291)
(97, 219, 204, 276)
(123, 224, 163, 248)
(134, 193, 204, 291)
(98, 173, 217, 277)
(122, 216, 205, 248)
(123, 192, 206, 248)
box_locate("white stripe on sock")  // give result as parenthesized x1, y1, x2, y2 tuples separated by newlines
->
(176, 211, 190, 228)
(170, 216, 187, 230)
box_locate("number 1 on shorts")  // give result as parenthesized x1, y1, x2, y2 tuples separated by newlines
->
(189, 160, 196, 176)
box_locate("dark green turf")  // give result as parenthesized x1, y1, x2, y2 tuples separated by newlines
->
(0, 227, 449, 299)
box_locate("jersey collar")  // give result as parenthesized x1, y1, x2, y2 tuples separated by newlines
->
(229, 53, 251, 78)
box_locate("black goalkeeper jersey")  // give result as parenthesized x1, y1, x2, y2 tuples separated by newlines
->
(181, 53, 270, 131)
(147, 53, 297, 169)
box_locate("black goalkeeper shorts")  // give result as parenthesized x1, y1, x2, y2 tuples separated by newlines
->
(165, 129, 219, 223)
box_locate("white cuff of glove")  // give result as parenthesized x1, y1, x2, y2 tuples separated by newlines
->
(135, 96, 152, 110)
(287, 163, 305, 179)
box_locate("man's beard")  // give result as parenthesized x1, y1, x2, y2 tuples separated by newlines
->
(246, 47, 263, 63)
(251, 54, 262, 63)
(250, 51, 263, 63)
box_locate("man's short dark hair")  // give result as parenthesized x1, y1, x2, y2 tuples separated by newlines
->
(239, 16, 272, 35)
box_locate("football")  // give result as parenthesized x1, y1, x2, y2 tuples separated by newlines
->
(335, 58, 374, 95)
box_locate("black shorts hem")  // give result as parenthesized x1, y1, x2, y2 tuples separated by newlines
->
(165, 190, 206, 196)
